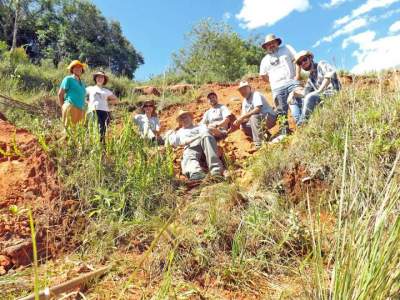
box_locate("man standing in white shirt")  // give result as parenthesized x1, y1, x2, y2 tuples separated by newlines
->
(232, 81, 276, 149)
(200, 91, 232, 140)
(259, 34, 301, 136)
(167, 110, 225, 181)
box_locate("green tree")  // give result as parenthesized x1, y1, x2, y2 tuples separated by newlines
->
(172, 19, 264, 83)
(0, 0, 144, 78)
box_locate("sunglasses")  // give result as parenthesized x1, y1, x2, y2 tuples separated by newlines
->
(298, 56, 310, 65)
(143, 105, 154, 108)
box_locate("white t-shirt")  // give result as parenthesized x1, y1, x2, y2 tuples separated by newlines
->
(200, 104, 231, 126)
(86, 85, 113, 112)
(134, 114, 161, 139)
(241, 91, 275, 116)
(259, 45, 297, 92)
(168, 124, 208, 147)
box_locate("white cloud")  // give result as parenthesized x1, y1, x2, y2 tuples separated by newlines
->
(342, 30, 375, 48)
(334, 0, 400, 27)
(323, 0, 348, 9)
(343, 30, 400, 73)
(313, 18, 367, 47)
(236, 0, 310, 29)
(223, 12, 232, 21)
(389, 20, 400, 33)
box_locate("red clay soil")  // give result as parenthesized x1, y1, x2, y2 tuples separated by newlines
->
(0, 119, 79, 275)
(282, 164, 329, 204)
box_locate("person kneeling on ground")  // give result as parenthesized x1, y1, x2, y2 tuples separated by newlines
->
(232, 81, 277, 150)
(200, 91, 232, 140)
(292, 50, 341, 126)
(86, 71, 118, 142)
(166, 110, 225, 181)
(58, 60, 87, 127)
(133, 100, 163, 144)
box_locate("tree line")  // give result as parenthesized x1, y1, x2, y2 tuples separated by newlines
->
(0, 0, 144, 78)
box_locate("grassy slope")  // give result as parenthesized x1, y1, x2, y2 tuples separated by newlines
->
(1, 62, 400, 299)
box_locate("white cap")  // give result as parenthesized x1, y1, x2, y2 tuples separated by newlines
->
(238, 81, 250, 90)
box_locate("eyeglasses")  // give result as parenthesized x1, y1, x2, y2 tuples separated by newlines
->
(298, 56, 310, 65)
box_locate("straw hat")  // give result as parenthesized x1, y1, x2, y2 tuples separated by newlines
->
(67, 60, 87, 73)
(237, 81, 251, 90)
(176, 110, 193, 121)
(141, 99, 156, 108)
(93, 71, 109, 85)
(294, 50, 314, 65)
(261, 34, 282, 49)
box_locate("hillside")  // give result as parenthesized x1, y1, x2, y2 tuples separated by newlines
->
(0, 69, 399, 299)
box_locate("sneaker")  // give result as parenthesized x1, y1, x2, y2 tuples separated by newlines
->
(190, 172, 206, 181)
(269, 134, 286, 144)
(210, 169, 223, 177)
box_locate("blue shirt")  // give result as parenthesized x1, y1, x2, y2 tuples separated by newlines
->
(60, 75, 86, 110)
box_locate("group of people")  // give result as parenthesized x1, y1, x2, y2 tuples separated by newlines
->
(58, 33, 341, 181)
(58, 60, 118, 142)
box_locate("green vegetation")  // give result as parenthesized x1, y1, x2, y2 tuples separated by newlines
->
(0, 0, 143, 78)
(168, 19, 264, 84)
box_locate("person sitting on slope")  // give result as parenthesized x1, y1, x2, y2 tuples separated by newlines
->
(200, 91, 232, 140)
(133, 100, 163, 145)
(231, 81, 277, 150)
(290, 50, 341, 126)
(166, 110, 225, 181)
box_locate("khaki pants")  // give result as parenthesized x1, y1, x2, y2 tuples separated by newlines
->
(62, 102, 85, 127)
(181, 132, 223, 178)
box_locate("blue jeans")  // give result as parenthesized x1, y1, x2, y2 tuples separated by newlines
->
(289, 98, 303, 125)
(298, 92, 321, 125)
(273, 81, 301, 117)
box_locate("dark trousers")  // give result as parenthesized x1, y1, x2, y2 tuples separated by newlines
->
(95, 110, 111, 142)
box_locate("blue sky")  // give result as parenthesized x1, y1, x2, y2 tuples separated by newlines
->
(93, 0, 400, 80)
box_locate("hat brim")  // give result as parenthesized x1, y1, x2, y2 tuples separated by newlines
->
(141, 100, 156, 108)
(237, 84, 250, 90)
(93, 73, 109, 84)
(262, 38, 282, 49)
(68, 63, 86, 70)
(295, 53, 313, 65)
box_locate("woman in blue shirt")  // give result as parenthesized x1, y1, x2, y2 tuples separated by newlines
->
(58, 60, 87, 127)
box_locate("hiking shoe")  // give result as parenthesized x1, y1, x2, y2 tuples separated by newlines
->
(269, 134, 286, 144)
(210, 169, 223, 177)
(190, 172, 206, 181)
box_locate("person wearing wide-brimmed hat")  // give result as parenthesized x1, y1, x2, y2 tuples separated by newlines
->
(200, 91, 232, 140)
(86, 70, 119, 141)
(58, 60, 87, 127)
(133, 99, 163, 144)
(166, 109, 224, 181)
(259, 34, 302, 138)
(292, 50, 341, 125)
(232, 81, 276, 149)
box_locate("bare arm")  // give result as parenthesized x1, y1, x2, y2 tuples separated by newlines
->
(295, 64, 301, 81)
(58, 89, 65, 107)
(233, 106, 261, 126)
(317, 78, 331, 93)
(107, 94, 119, 105)
(213, 117, 230, 129)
